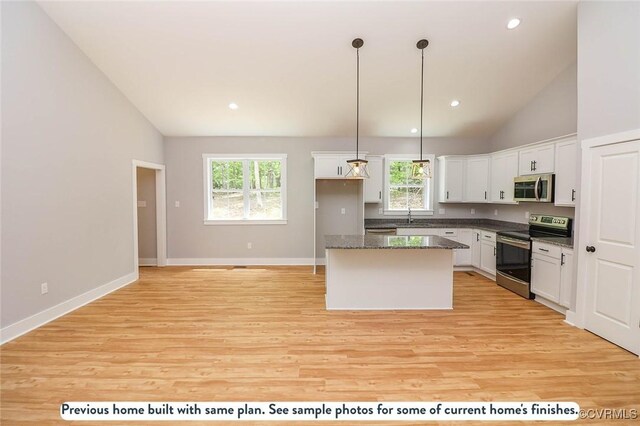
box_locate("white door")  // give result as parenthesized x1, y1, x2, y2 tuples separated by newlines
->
(555, 139, 577, 206)
(480, 241, 496, 275)
(444, 158, 465, 202)
(582, 138, 640, 355)
(364, 156, 383, 203)
(465, 156, 490, 202)
(531, 254, 561, 303)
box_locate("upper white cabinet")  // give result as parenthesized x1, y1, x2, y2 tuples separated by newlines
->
(490, 151, 519, 203)
(518, 143, 555, 175)
(312, 152, 367, 179)
(364, 156, 383, 203)
(438, 157, 465, 202)
(465, 156, 490, 202)
(554, 138, 577, 206)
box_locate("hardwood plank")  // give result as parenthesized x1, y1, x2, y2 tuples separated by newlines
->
(1, 268, 639, 425)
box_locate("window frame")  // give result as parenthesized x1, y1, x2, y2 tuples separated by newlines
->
(202, 153, 288, 225)
(383, 154, 435, 216)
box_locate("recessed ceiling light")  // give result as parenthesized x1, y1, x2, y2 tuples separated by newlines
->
(507, 18, 521, 30)
(228, 102, 239, 110)
(411, 128, 418, 134)
(450, 100, 460, 107)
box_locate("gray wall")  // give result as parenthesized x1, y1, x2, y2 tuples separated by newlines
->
(136, 168, 157, 261)
(577, 1, 640, 140)
(488, 63, 577, 152)
(1, 2, 163, 328)
(164, 136, 489, 261)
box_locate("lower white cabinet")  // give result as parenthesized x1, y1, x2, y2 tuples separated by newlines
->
(471, 229, 481, 268)
(454, 229, 472, 266)
(479, 231, 496, 275)
(531, 241, 573, 308)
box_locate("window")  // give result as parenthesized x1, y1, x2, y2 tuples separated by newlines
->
(203, 154, 287, 224)
(384, 155, 434, 214)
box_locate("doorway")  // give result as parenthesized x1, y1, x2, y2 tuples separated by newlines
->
(132, 160, 167, 269)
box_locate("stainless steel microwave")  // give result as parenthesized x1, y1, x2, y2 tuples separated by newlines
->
(513, 174, 554, 202)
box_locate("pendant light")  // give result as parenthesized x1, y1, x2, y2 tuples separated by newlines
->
(412, 39, 432, 179)
(346, 38, 369, 179)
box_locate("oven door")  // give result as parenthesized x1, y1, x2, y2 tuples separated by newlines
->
(496, 236, 531, 284)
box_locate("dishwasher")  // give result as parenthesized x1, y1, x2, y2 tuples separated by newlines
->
(365, 228, 397, 235)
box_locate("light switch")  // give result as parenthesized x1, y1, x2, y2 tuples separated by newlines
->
(341, 208, 346, 215)
(494, 209, 499, 216)
(175, 201, 180, 208)
(470, 208, 475, 215)
(137, 200, 146, 208)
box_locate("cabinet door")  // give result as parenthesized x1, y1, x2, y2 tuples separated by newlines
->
(490, 154, 505, 202)
(518, 149, 537, 175)
(465, 156, 490, 202)
(559, 249, 574, 308)
(363, 156, 383, 203)
(454, 229, 472, 266)
(471, 230, 481, 268)
(531, 254, 561, 303)
(480, 241, 496, 275)
(534, 144, 555, 174)
(554, 140, 577, 206)
(443, 158, 465, 202)
(314, 156, 340, 178)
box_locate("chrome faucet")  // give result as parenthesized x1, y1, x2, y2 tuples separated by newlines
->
(407, 207, 413, 224)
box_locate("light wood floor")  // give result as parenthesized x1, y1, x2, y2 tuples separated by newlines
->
(1, 267, 639, 425)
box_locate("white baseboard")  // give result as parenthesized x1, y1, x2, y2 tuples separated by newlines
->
(534, 295, 567, 315)
(564, 310, 580, 327)
(139, 258, 157, 266)
(167, 258, 315, 266)
(315, 258, 326, 266)
(0, 271, 138, 345)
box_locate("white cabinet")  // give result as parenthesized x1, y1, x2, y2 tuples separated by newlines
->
(438, 157, 465, 202)
(363, 156, 383, 203)
(554, 139, 577, 206)
(479, 231, 496, 275)
(471, 229, 481, 268)
(454, 229, 472, 266)
(490, 151, 519, 203)
(518, 144, 555, 175)
(531, 241, 573, 308)
(465, 156, 490, 202)
(313, 154, 350, 178)
(559, 249, 574, 308)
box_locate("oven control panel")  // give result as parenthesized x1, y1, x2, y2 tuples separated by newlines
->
(529, 214, 571, 230)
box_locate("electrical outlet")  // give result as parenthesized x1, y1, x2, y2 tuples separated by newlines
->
(247, 242, 252, 249)
(174, 201, 180, 208)
(470, 208, 475, 215)
(341, 208, 346, 215)
(137, 200, 147, 208)
(41, 282, 48, 295)
(525, 211, 530, 219)
(494, 209, 498, 216)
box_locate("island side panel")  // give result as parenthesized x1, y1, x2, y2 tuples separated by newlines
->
(325, 248, 453, 310)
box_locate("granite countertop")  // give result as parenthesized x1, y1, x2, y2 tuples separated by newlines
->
(364, 218, 529, 234)
(325, 234, 469, 250)
(531, 236, 574, 249)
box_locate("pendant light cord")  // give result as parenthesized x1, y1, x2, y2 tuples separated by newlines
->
(356, 47, 360, 158)
(420, 47, 424, 161)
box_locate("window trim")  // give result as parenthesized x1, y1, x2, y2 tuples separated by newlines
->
(383, 154, 435, 216)
(202, 153, 288, 225)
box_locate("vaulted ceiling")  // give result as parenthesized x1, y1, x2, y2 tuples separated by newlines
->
(39, 1, 577, 138)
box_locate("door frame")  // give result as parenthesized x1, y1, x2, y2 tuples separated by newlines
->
(132, 160, 167, 269)
(574, 129, 640, 332)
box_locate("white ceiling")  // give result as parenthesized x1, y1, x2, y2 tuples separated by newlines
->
(39, 1, 577, 138)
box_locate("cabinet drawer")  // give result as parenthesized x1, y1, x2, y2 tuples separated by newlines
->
(440, 229, 458, 238)
(481, 231, 496, 242)
(532, 242, 561, 259)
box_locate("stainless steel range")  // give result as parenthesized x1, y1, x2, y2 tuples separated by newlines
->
(496, 214, 572, 299)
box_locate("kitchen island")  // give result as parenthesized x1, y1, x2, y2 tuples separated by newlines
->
(324, 234, 468, 310)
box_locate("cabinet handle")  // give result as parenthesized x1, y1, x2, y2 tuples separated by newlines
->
(484, 191, 487, 200)
(493, 247, 496, 256)
(538, 248, 549, 252)
(446, 191, 449, 200)
(561, 253, 565, 265)
(445, 232, 454, 235)
(476, 233, 479, 242)
(533, 160, 537, 171)
(571, 189, 576, 201)
(379, 191, 382, 200)
(530, 160, 533, 171)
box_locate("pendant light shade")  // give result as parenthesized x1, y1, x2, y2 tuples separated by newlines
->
(346, 38, 369, 179)
(412, 38, 432, 180)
